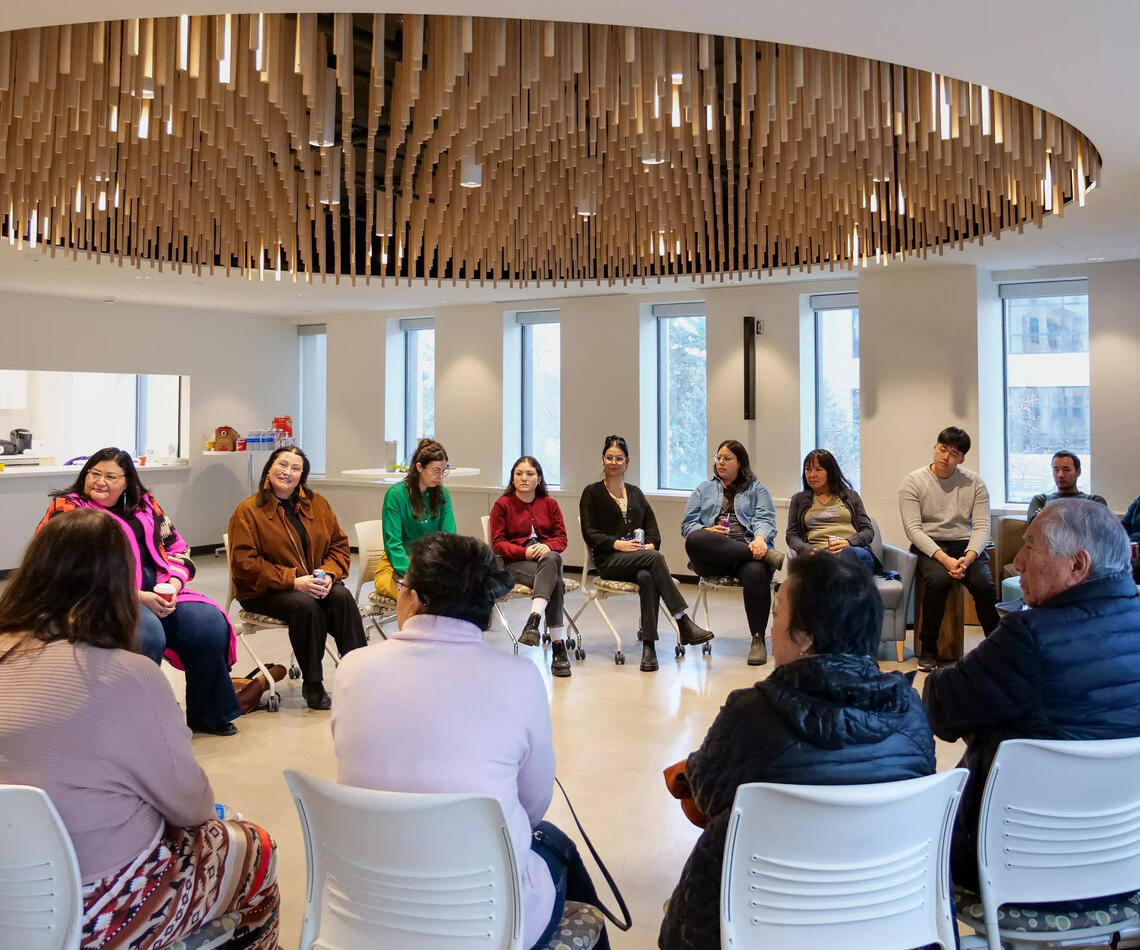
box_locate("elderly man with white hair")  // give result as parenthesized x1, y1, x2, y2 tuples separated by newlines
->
(923, 498, 1140, 889)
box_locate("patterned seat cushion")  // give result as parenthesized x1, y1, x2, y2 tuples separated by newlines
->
(168, 911, 242, 950)
(502, 583, 535, 599)
(699, 575, 742, 588)
(367, 591, 397, 607)
(954, 885, 1140, 935)
(594, 578, 640, 593)
(563, 578, 581, 593)
(237, 610, 286, 627)
(539, 900, 605, 949)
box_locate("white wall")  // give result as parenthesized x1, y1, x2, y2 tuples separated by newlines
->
(315, 259, 1138, 572)
(0, 292, 297, 569)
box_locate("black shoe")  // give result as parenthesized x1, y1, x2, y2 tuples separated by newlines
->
(302, 682, 332, 709)
(189, 720, 237, 737)
(917, 653, 938, 672)
(519, 612, 542, 647)
(747, 634, 768, 666)
(550, 640, 571, 678)
(640, 640, 659, 672)
(677, 613, 714, 646)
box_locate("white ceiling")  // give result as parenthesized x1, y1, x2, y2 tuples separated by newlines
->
(3, 1, 1138, 315)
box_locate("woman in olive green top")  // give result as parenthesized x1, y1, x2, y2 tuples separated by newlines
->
(374, 439, 456, 598)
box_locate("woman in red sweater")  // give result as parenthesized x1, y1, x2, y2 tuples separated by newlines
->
(489, 457, 572, 677)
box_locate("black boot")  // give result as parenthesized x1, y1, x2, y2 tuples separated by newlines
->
(519, 612, 542, 647)
(640, 639, 659, 672)
(677, 613, 714, 646)
(302, 681, 332, 709)
(550, 639, 571, 678)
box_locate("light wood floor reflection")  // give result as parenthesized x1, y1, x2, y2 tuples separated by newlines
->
(162, 557, 971, 949)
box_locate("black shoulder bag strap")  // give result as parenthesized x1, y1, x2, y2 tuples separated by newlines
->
(554, 777, 633, 931)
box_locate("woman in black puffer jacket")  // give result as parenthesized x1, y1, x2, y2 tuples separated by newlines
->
(659, 555, 936, 950)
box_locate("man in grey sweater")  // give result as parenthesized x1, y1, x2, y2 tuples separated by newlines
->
(899, 426, 1000, 671)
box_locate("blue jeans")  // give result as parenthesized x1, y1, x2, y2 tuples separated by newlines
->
(837, 545, 878, 572)
(530, 821, 570, 949)
(137, 601, 239, 727)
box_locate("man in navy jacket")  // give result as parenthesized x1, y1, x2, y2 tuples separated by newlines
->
(924, 498, 1140, 889)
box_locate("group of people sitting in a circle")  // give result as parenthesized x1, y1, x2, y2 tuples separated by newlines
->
(1, 433, 1138, 950)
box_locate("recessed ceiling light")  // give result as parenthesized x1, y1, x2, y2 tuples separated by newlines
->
(1087, 256, 1105, 262)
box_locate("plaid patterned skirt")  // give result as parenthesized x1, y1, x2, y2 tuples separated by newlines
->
(81, 818, 279, 950)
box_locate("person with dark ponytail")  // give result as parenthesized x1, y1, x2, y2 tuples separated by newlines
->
(580, 435, 713, 672)
(374, 438, 456, 599)
(228, 446, 367, 710)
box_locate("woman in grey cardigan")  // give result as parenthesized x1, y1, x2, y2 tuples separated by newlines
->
(786, 449, 880, 573)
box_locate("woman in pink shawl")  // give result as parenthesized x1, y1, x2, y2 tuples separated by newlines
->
(39, 447, 240, 736)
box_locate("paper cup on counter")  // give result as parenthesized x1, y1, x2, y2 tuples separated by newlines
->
(154, 582, 177, 603)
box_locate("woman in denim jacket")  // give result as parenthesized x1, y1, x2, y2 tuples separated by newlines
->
(681, 439, 780, 666)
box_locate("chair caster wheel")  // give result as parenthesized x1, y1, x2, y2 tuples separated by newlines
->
(614, 651, 625, 665)
(288, 665, 301, 680)
(702, 642, 712, 656)
(575, 648, 585, 660)
(266, 693, 281, 712)
(541, 632, 551, 645)
(675, 644, 685, 659)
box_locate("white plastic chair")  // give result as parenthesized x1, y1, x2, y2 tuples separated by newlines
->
(0, 785, 82, 950)
(721, 769, 969, 950)
(353, 518, 396, 641)
(284, 769, 524, 950)
(222, 533, 339, 707)
(479, 514, 581, 656)
(958, 737, 1140, 950)
(569, 517, 678, 666)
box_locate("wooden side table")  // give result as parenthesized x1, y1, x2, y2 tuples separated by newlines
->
(913, 576, 965, 661)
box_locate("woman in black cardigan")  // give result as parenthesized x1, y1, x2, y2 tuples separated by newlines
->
(579, 435, 712, 672)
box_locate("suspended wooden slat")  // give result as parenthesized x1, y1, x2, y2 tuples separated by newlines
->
(0, 13, 1101, 283)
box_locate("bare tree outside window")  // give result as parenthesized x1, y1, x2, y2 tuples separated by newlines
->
(658, 314, 707, 490)
(1004, 292, 1090, 502)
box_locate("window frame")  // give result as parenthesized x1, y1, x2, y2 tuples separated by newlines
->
(653, 301, 707, 492)
(808, 293, 861, 491)
(518, 310, 561, 485)
(400, 317, 436, 459)
(999, 280, 1090, 505)
(297, 323, 327, 475)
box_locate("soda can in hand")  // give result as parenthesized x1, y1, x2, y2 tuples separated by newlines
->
(633, 528, 645, 544)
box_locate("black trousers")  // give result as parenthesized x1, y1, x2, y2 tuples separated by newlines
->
(683, 530, 773, 635)
(915, 540, 1000, 655)
(595, 548, 687, 640)
(504, 551, 565, 627)
(240, 581, 367, 684)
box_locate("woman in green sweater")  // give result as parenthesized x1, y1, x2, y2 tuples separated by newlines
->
(374, 439, 456, 598)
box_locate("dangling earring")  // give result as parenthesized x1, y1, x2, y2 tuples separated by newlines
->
(262, 475, 271, 490)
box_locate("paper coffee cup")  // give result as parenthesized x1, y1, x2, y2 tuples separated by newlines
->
(154, 582, 177, 602)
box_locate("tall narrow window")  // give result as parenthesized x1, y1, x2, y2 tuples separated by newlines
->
(810, 293, 861, 490)
(402, 318, 435, 456)
(655, 302, 707, 491)
(1002, 280, 1090, 503)
(298, 324, 327, 475)
(519, 310, 561, 485)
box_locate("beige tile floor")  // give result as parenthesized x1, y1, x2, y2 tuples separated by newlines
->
(163, 555, 974, 950)
(0, 554, 973, 949)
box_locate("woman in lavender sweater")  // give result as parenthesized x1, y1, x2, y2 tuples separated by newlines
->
(0, 508, 279, 950)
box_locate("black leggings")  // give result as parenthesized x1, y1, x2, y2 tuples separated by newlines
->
(595, 548, 687, 640)
(684, 530, 773, 634)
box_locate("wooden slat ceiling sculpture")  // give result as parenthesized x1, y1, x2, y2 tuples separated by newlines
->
(0, 13, 1101, 286)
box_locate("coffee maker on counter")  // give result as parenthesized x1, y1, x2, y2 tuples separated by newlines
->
(0, 428, 33, 455)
